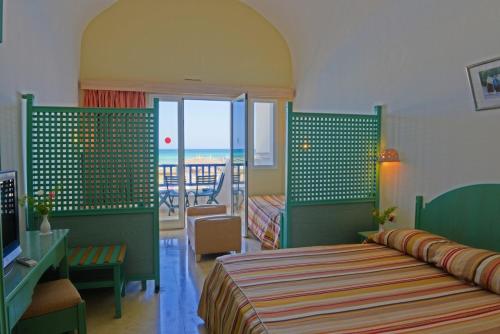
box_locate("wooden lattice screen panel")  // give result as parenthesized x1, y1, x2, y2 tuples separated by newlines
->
(26, 95, 158, 215)
(287, 107, 381, 206)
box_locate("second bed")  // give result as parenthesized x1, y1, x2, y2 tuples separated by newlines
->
(248, 195, 284, 250)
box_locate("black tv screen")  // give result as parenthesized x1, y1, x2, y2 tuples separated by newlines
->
(0, 171, 21, 268)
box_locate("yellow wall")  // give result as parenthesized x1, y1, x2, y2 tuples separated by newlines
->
(80, 0, 293, 88)
(80, 0, 293, 195)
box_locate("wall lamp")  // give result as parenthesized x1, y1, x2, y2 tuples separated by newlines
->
(379, 148, 400, 163)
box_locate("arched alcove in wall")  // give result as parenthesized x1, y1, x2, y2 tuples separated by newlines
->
(80, 0, 293, 195)
(80, 0, 293, 93)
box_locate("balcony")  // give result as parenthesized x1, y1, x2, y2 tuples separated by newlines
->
(158, 163, 245, 220)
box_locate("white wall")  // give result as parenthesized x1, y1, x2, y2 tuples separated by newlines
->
(3, 0, 500, 229)
(0, 0, 113, 228)
(0, 0, 113, 168)
(246, 0, 500, 226)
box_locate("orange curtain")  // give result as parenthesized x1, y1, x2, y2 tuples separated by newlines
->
(83, 89, 146, 108)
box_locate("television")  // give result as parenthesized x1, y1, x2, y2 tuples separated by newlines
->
(0, 171, 21, 268)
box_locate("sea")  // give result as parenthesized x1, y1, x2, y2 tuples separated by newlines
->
(159, 149, 243, 164)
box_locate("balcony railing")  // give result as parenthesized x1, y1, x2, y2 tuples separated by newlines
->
(159, 163, 244, 186)
(158, 163, 245, 214)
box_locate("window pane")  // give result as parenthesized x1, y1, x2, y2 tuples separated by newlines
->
(253, 102, 274, 166)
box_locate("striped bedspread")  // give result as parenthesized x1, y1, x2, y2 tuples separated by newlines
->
(248, 195, 284, 250)
(199, 243, 500, 334)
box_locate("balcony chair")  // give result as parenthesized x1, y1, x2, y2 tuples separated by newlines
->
(193, 174, 218, 205)
(159, 175, 189, 215)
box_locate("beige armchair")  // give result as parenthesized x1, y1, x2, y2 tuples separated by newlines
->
(186, 205, 241, 262)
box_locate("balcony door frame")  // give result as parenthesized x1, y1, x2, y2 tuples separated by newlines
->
(151, 94, 238, 230)
(151, 95, 186, 229)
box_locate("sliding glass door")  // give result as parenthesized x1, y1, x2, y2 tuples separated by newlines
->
(231, 94, 249, 235)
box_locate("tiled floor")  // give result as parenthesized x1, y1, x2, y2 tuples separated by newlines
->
(84, 229, 260, 334)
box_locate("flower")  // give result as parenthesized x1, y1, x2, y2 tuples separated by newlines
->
(373, 207, 397, 225)
(19, 186, 60, 217)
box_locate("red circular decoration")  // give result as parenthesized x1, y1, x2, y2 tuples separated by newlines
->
(164, 137, 172, 144)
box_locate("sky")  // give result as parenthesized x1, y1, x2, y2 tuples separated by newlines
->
(159, 100, 231, 150)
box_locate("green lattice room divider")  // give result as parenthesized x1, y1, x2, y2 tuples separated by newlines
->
(282, 103, 381, 248)
(287, 105, 381, 205)
(24, 94, 160, 288)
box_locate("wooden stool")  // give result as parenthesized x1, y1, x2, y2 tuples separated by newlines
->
(69, 244, 127, 318)
(15, 279, 86, 334)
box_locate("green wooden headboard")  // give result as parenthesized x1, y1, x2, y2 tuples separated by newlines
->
(415, 184, 500, 252)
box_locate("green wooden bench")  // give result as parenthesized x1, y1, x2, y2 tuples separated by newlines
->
(68, 245, 127, 318)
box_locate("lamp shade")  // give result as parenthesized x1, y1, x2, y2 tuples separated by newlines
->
(379, 148, 400, 162)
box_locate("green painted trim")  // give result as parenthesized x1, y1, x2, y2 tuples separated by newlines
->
(14, 301, 86, 334)
(374, 105, 383, 230)
(414, 195, 423, 228)
(288, 198, 376, 207)
(30, 105, 153, 114)
(25, 95, 35, 230)
(415, 184, 500, 251)
(50, 208, 156, 217)
(125, 274, 156, 282)
(374, 105, 382, 210)
(74, 281, 115, 289)
(0, 206, 7, 333)
(71, 263, 120, 270)
(290, 110, 381, 119)
(283, 101, 294, 248)
(153, 98, 160, 292)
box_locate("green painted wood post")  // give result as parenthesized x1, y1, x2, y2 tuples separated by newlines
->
(0, 219, 8, 334)
(415, 195, 424, 229)
(23, 94, 35, 231)
(153, 98, 160, 293)
(282, 101, 294, 249)
(374, 105, 383, 229)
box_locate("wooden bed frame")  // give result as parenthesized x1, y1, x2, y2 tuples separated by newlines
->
(415, 184, 500, 252)
(199, 183, 500, 334)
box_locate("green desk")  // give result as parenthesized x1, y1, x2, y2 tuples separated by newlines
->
(358, 230, 378, 242)
(3, 229, 69, 332)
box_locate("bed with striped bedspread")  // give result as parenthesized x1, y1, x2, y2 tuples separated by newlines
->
(199, 243, 500, 334)
(248, 195, 284, 250)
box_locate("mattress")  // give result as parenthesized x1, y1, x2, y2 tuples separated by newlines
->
(198, 243, 500, 334)
(248, 195, 284, 250)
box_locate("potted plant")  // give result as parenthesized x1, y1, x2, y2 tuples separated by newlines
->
(19, 187, 60, 235)
(372, 206, 397, 232)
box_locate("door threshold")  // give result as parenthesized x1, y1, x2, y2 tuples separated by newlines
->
(160, 221, 185, 230)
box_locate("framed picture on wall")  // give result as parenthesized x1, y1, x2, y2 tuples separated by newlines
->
(467, 56, 500, 111)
